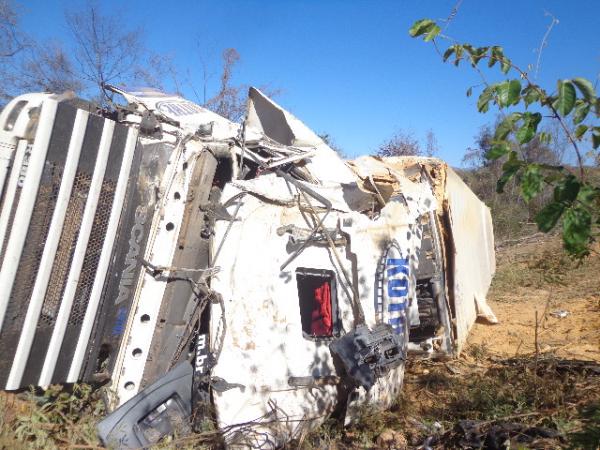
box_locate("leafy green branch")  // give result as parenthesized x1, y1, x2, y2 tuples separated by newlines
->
(409, 18, 600, 257)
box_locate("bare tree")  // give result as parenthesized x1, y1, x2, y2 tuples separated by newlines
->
(425, 129, 439, 157)
(376, 130, 421, 157)
(9, 42, 82, 94)
(204, 48, 246, 122)
(462, 125, 496, 168)
(0, 0, 26, 102)
(0, 0, 24, 58)
(65, 1, 171, 104)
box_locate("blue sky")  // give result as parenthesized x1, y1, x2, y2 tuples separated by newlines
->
(18, 0, 600, 165)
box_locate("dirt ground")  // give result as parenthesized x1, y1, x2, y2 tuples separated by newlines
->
(466, 235, 600, 363)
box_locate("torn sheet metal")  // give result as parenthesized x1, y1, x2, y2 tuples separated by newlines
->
(246, 87, 357, 185)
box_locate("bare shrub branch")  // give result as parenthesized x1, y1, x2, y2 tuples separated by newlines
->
(376, 130, 421, 157)
(0, 0, 25, 58)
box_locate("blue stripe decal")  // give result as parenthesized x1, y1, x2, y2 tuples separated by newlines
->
(386, 259, 409, 277)
(388, 278, 408, 297)
(388, 302, 406, 312)
(388, 317, 403, 326)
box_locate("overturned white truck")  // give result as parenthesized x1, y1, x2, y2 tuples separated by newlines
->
(0, 86, 495, 448)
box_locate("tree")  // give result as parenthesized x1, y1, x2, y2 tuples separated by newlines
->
(0, 1, 82, 102)
(9, 42, 82, 94)
(65, 1, 170, 105)
(204, 48, 245, 122)
(376, 130, 421, 157)
(0, 0, 23, 58)
(0, 0, 25, 102)
(463, 125, 496, 169)
(200, 48, 281, 122)
(425, 129, 439, 157)
(410, 17, 600, 257)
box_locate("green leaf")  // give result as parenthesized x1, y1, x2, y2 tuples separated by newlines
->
(454, 45, 464, 66)
(562, 205, 591, 257)
(485, 142, 510, 160)
(496, 167, 519, 193)
(495, 80, 521, 107)
(542, 95, 556, 108)
(572, 100, 590, 124)
(535, 202, 564, 232)
(516, 124, 534, 144)
(494, 112, 521, 140)
(572, 77, 596, 103)
(508, 79, 521, 105)
(500, 57, 511, 74)
(466, 86, 473, 97)
(489, 46, 503, 68)
(443, 45, 456, 62)
(409, 19, 436, 37)
(574, 124, 588, 139)
(553, 174, 581, 204)
(592, 127, 600, 149)
(477, 86, 494, 113)
(521, 164, 543, 202)
(474, 48, 489, 65)
(495, 81, 509, 107)
(424, 24, 441, 42)
(496, 151, 523, 193)
(577, 184, 600, 207)
(555, 80, 576, 116)
(466, 46, 488, 66)
(522, 85, 541, 107)
(515, 112, 542, 144)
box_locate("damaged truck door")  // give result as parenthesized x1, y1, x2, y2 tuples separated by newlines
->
(0, 86, 496, 448)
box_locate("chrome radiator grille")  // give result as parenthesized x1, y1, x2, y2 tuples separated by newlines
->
(0, 99, 140, 389)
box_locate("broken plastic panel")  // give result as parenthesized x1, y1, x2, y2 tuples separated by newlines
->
(329, 323, 406, 390)
(97, 361, 193, 449)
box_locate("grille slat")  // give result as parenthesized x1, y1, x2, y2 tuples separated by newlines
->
(0, 163, 62, 387)
(0, 140, 28, 261)
(0, 100, 58, 331)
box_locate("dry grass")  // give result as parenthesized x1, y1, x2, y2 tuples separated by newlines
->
(298, 357, 600, 449)
(491, 236, 600, 304)
(0, 384, 105, 449)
